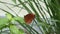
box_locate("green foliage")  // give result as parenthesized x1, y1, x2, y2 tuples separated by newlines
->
(0, 0, 60, 34)
(47, 0, 60, 34)
(10, 25, 24, 34)
(12, 0, 16, 4)
(6, 13, 13, 20)
(0, 17, 9, 29)
(13, 17, 25, 24)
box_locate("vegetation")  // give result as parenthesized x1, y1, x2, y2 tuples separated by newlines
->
(0, 0, 60, 34)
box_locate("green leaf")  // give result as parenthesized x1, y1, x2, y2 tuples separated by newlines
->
(19, 29, 25, 34)
(0, 17, 9, 29)
(13, 17, 25, 23)
(12, 0, 16, 4)
(10, 25, 24, 34)
(6, 13, 12, 20)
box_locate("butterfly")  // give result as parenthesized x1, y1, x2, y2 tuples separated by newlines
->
(24, 13, 35, 24)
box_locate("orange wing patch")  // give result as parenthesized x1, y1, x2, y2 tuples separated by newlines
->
(24, 13, 35, 24)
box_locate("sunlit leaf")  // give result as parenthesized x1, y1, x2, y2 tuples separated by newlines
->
(10, 25, 24, 34)
(0, 17, 9, 29)
(6, 13, 12, 20)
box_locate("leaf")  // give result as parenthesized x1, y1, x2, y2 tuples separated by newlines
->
(18, 0, 32, 13)
(10, 25, 24, 34)
(12, 0, 16, 4)
(0, 17, 9, 29)
(6, 13, 12, 20)
(14, 17, 25, 23)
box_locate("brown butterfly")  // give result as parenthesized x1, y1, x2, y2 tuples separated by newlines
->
(24, 13, 35, 24)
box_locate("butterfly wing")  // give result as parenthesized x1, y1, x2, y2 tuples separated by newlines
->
(24, 13, 35, 24)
